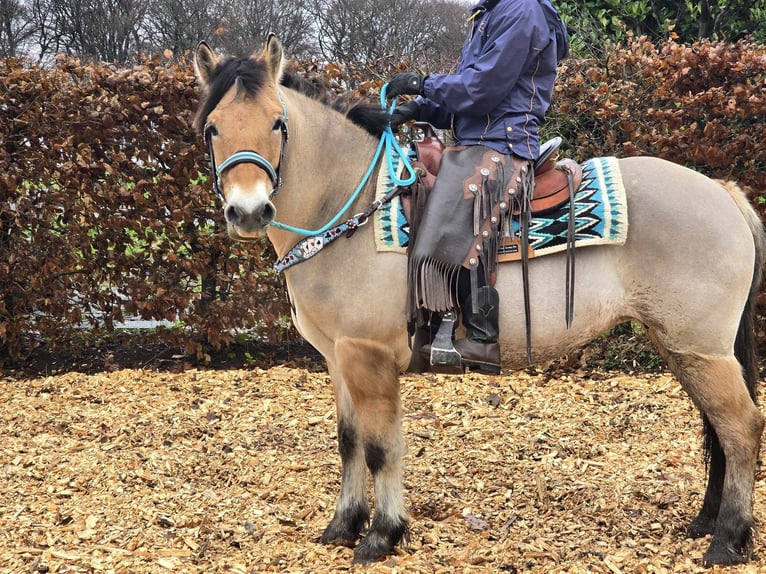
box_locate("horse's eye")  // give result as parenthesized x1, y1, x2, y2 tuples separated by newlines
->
(272, 118, 283, 131)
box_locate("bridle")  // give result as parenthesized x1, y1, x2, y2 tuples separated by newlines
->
(203, 83, 416, 242)
(205, 93, 289, 203)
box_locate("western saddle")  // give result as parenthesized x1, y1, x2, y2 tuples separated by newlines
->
(409, 122, 582, 216)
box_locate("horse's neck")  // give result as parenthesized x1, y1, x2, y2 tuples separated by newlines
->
(267, 92, 382, 258)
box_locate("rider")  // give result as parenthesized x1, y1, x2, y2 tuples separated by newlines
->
(387, 0, 568, 373)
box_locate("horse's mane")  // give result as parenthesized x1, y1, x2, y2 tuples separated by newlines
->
(195, 55, 390, 137)
(282, 68, 391, 137)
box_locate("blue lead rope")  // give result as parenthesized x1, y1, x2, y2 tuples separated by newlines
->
(270, 83, 416, 237)
(380, 84, 418, 188)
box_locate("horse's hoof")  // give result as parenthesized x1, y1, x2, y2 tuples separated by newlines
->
(320, 510, 369, 547)
(319, 531, 357, 548)
(352, 516, 409, 564)
(703, 539, 749, 566)
(688, 515, 716, 539)
(352, 532, 395, 564)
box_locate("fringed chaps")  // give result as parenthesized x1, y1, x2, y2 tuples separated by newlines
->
(407, 145, 533, 322)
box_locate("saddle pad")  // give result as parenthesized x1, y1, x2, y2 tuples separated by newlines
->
(374, 156, 411, 252)
(500, 156, 628, 259)
(374, 156, 628, 259)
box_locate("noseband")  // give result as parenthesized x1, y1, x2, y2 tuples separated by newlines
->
(206, 94, 289, 203)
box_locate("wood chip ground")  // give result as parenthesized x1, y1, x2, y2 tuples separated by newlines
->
(2, 364, 766, 573)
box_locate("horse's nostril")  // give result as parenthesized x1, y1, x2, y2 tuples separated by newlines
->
(225, 204, 241, 225)
(261, 203, 276, 224)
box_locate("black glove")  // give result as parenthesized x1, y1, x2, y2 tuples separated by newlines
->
(386, 73, 425, 98)
(389, 100, 420, 129)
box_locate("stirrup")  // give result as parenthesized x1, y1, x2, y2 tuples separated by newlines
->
(429, 312, 463, 374)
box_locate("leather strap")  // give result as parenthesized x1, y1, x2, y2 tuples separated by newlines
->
(564, 164, 577, 327)
(273, 180, 405, 273)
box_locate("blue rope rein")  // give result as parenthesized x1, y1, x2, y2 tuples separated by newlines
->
(270, 84, 416, 236)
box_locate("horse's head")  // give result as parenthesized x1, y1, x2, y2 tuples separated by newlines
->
(194, 35, 287, 240)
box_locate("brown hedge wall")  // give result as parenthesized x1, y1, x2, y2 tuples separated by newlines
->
(548, 37, 766, 190)
(0, 54, 288, 361)
(1, 39, 765, 361)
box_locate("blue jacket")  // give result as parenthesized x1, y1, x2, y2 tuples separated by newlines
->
(417, 0, 566, 160)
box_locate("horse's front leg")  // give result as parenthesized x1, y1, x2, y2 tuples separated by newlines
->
(335, 337, 409, 564)
(320, 364, 370, 546)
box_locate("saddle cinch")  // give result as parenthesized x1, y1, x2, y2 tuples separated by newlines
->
(407, 122, 583, 217)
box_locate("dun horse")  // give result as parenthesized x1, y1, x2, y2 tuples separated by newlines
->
(193, 36, 764, 566)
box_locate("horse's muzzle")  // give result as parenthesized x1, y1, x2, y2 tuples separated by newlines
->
(224, 201, 275, 238)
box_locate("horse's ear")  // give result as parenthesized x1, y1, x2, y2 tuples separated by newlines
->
(260, 33, 284, 83)
(194, 41, 218, 88)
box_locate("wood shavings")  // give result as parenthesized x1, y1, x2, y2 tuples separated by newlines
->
(1, 366, 764, 572)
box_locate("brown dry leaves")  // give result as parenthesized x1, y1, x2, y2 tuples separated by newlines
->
(1, 365, 766, 573)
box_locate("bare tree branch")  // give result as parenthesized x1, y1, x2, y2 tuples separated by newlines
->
(0, 0, 36, 57)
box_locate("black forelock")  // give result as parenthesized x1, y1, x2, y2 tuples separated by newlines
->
(195, 56, 267, 132)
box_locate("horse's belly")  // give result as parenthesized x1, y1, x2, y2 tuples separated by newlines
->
(496, 246, 626, 367)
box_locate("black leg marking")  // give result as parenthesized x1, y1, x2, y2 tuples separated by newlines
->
(704, 494, 754, 565)
(364, 440, 386, 475)
(320, 418, 369, 546)
(338, 418, 356, 461)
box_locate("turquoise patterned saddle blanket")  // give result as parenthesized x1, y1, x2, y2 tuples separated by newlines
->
(374, 156, 628, 259)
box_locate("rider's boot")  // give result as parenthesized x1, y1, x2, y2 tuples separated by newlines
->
(453, 286, 501, 374)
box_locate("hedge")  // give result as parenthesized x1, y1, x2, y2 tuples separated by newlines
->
(0, 54, 287, 360)
(1, 38, 765, 361)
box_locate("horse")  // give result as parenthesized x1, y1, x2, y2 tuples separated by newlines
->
(192, 35, 765, 566)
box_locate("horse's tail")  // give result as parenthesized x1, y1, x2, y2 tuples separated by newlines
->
(718, 180, 765, 400)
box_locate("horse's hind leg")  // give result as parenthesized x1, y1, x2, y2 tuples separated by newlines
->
(320, 362, 370, 547)
(334, 337, 408, 564)
(667, 351, 763, 565)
